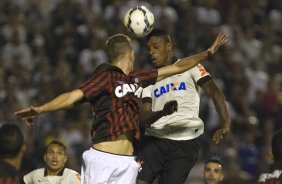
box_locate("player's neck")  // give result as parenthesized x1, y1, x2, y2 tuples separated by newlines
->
(3, 146, 25, 170)
(166, 53, 174, 65)
(113, 60, 131, 75)
(47, 167, 64, 176)
(3, 157, 21, 170)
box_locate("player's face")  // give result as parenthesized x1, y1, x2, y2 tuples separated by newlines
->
(44, 144, 67, 174)
(204, 162, 223, 184)
(147, 36, 171, 67)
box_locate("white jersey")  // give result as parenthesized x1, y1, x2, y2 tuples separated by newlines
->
(23, 168, 81, 184)
(142, 63, 211, 140)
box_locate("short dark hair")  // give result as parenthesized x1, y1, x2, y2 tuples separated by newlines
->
(106, 34, 132, 63)
(146, 28, 171, 43)
(0, 124, 24, 158)
(272, 130, 282, 162)
(205, 157, 223, 167)
(45, 140, 67, 154)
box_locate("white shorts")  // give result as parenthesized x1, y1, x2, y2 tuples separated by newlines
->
(81, 148, 140, 184)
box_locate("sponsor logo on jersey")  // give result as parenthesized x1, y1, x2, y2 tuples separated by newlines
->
(197, 64, 207, 76)
(154, 82, 186, 98)
(115, 84, 143, 98)
(258, 170, 282, 182)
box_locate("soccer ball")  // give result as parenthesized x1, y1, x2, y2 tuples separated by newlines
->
(124, 6, 154, 38)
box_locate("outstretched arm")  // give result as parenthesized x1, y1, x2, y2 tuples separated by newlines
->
(157, 33, 227, 81)
(14, 89, 84, 125)
(201, 79, 231, 144)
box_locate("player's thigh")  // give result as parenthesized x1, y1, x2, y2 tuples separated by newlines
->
(136, 139, 165, 183)
(158, 153, 198, 184)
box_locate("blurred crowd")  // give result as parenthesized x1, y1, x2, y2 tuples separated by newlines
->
(0, 0, 281, 183)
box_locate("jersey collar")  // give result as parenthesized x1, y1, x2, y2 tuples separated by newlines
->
(44, 167, 65, 176)
(94, 63, 124, 74)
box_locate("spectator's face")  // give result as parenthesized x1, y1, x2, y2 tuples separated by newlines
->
(44, 144, 67, 174)
(147, 36, 171, 67)
(204, 162, 223, 184)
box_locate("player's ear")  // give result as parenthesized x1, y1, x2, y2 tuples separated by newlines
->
(166, 42, 172, 52)
(128, 50, 135, 63)
(44, 154, 47, 162)
(267, 147, 273, 160)
(64, 155, 68, 164)
(220, 173, 224, 181)
(20, 144, 27, 154)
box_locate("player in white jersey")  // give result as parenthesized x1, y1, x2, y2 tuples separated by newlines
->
(136, 29, 231, 184)
(23, 140, 80, 184)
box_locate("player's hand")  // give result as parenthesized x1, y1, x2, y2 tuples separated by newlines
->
(212, 126, 230, 144)
(208, 32, 228, 55)
(14, 106, 43, 126)
(162, 100, 178, 116)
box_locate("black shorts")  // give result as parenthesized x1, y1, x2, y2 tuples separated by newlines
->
(136, 136, 200, 184)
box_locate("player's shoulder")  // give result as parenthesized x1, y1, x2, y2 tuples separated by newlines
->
(24, 168, 45, 182)
(64, 168, 81, 182)
(64, 168, 79, 175)
(26, 168, 44, 175)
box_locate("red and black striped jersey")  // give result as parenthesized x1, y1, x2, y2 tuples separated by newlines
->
(79, 64, 158, 143)
(0, 161, 20, 184)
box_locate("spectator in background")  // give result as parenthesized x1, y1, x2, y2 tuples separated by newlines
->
(204, 157, 224, 184)
(0, 123, 26, 183)
(2, 29, 33, 73)
(258, 129, 282, 183)
(23, 140, 80, 184)
(238, 125, 260, 180)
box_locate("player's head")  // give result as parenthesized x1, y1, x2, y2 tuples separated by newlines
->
(146, 28, 173, 67)
(44, 140, 67, 174)
(0, 123, 25, 159)
(106, 34, 134, 71)
(204, 157, 224, 184)
(271, 130, 282, 162)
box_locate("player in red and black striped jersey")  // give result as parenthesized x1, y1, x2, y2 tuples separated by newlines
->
(258, 130, 282, 184)
(14, 33, 227, 184)
(0, 124, 26, 184)
(79, 64, 158, 144)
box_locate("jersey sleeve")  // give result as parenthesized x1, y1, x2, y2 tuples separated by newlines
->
(129, 69, 158, 88)
(142, 85, 153, 103)
(69, 170, 81, 184)
(79, 71, 108, 100)
(190, 64, 212, 86)
(23, 171, 34, 184)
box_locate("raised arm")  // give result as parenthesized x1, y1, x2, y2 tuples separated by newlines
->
(14, 89, 84, 125)
(157, 33, 227, 81)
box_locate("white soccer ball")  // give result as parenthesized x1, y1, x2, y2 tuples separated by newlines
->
(124, 6, 154, 38)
